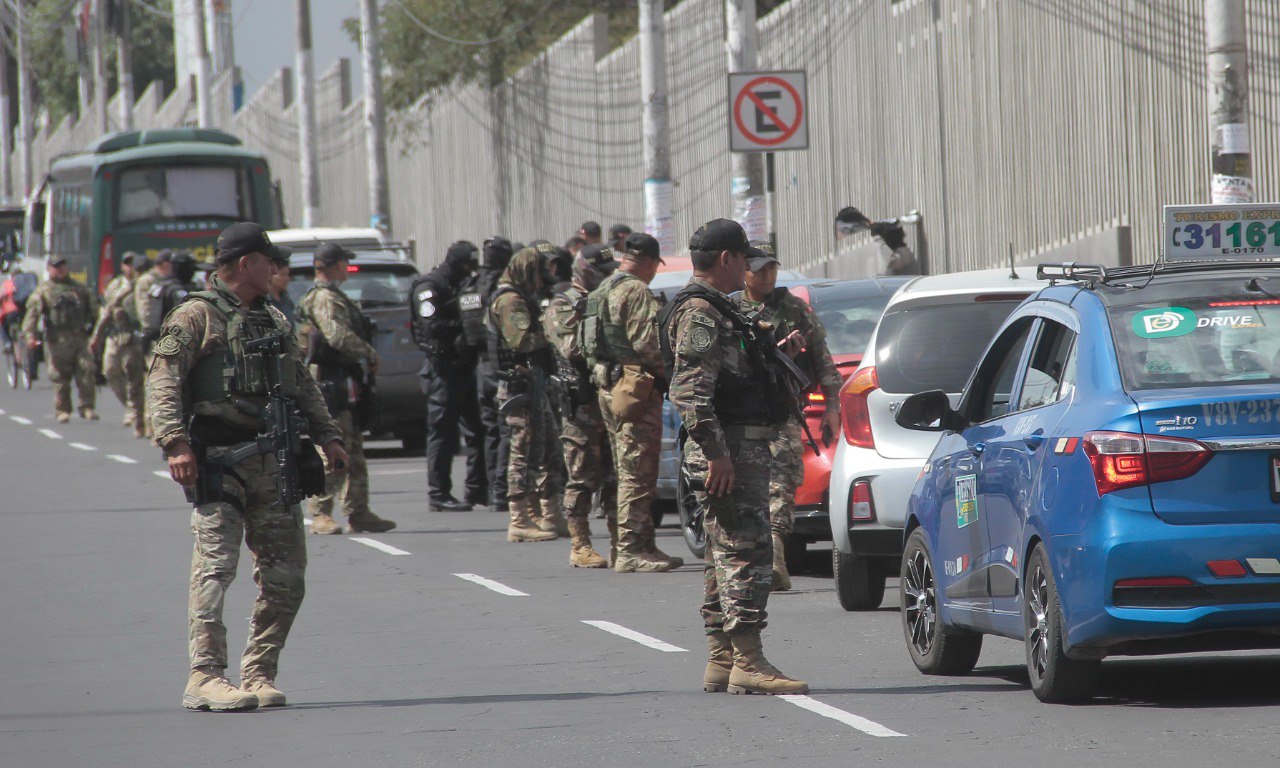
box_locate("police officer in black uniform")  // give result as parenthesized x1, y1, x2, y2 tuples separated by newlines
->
(410, 240, 486, 511)
(466, 236, 515, 511)
(141, 251, 201, 352)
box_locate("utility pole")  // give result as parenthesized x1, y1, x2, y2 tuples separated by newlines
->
(295, 0, 319, 228)
(0, 8, 13, 205)
(192, 0, 213, 127)
(116, 0, 133, 130)
(91, 0, 108, 134)
(1206, 0, 1252, 204)
(16, 0, 32, 203)
(725, 0, 767, 242)
(359, 0, 391, 235)
(639, 0, 675, 257)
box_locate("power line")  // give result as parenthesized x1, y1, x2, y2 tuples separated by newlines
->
(386, 0, 554, 47)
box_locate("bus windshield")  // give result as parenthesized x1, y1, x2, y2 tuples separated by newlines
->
(115, 165, 249, 224)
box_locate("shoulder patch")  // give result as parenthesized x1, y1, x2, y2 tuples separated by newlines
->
(691, 313, 717, 328)
(154, 335, 182, 356)
(512, 313, 531, 331)
(689, 325, 714, 353)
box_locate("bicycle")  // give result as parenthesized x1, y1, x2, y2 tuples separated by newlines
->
(4, 328, 38, 390)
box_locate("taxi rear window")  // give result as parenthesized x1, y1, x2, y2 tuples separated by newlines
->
(1108, 281, 1280, 390)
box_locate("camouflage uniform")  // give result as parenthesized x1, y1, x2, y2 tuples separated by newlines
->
(297, 280, 386, 531)
(90, 273, 145, 430)
(490, 250, 561, 540)
(667, 276, 776, 633)
(132, 268, 161, 435)
(544, 282, 617, 560)
(590, 270, 667, 563)
(22, 276, 97, 417)
(737, 289, 842, 537)
(148, 275, 341, 682)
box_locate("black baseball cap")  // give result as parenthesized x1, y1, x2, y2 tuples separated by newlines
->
(746, 240, 779, 272)
(689, 219, 768, 258)
(314, 242, 355, 267)
(120, 251, 141, 266)
(215, 223, 273, 264)
(269, 244, 293, 267)
(609, 223, 633, 240)
(623, 232, 664, 265)
(580, 243, 617, 272)
(154, 249, 174, 264)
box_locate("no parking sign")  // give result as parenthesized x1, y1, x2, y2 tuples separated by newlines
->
(727, 70, 809, 153)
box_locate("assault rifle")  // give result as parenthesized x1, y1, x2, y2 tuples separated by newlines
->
(736, 307, 822, 457)
(240, 333, 326, 507)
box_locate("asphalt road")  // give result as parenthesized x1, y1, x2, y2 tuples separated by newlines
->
(5, 381, 1280, 767)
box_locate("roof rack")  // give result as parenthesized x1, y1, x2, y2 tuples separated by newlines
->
(1038, 259, 1280, 288)
(1036, 262, 1109, 285)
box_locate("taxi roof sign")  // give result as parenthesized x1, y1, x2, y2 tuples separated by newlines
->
(1163, 203, 1280, 262)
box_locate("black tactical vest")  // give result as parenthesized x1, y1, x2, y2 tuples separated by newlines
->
(458, 272, 490, 355)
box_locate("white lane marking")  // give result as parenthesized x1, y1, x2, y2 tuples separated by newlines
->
(350, 537, 411, 556)
(302, 518, 312, 527)
(106, 454, 138, 464)
(0, 408, 5, 414)
(454, 572, 528, 597)
(38, 428, 62, 439)
(153, 470, 170, 479)
(69, 442, 96, 451)
(581, 620, 688, 653)
(777, 695, 907, 737)
(10, 415, 32, 425)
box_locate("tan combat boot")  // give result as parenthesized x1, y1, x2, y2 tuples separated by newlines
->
(55, 412, 71, 424)
(508, 498, 557, 542)
(771, 532, 792, 592)
(183, 666, 259, 711)
(537, 497, 571, 538)
(134, 424, 148, 440)
(310, 513, 343, 535)
(567, 518, 607, 568)
(649, 545, 684, 570)
(727, 628, 809, 695)
(241, 675, 287, 707)
(613, 550, 678, 573)
(703, 631, 733, 693)
(122, 411, 134, 426)
(348, 511, 396, 533)
(79, 407, 99, 420)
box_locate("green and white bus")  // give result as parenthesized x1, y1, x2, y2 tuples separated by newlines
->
(27, 128, 284, 293)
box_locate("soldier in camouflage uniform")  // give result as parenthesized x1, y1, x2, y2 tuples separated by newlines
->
(89, 251, 146, 436)
(132, 250, 169, 439)
(490, 247, 562, 542)
(584, 233, 682, 573)
(297, 243, 396, 536)
(149, 222, 350, 711)
(22, 255, 98, 423)
(543, 244, 619, 567)
(737, 242, 843, 591)
(662, 219, 808, 695)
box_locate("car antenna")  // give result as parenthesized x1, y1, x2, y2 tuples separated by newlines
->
(1008, 243, 1018, 280)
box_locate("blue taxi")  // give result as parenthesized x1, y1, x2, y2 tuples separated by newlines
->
(895, 258, 1280, 702)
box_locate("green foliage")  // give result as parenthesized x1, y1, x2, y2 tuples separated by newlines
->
(24, 0, 174, 129)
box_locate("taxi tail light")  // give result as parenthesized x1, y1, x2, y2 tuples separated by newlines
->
(848, 479, 875, 523)
(804, 390, 825, 417)
(840, 366, 878, 449)
(97, 235, 114, 293)
(1082, 431, 1212, 495)
(1207, 560, 1247, 578)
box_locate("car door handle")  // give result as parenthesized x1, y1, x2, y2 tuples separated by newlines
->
(968, 442, 986, 455)
(1024, 434, 1046, 451)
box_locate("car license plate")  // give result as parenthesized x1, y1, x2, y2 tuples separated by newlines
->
(1271, 455, 1280, 502)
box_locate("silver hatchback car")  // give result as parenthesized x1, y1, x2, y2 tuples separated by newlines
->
(828, 267, 1049, 610)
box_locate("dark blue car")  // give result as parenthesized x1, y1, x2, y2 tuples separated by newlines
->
(896, 259, 1280, 702)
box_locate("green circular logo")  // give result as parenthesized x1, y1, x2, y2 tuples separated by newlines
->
(1132, 307, 1196, 339)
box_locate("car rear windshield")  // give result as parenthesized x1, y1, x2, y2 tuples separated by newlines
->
(874, 299, 1025, 393)
(811, 295, 892, 356)
(287, 264, 416, 307)
(1107, 277, 1280, 391)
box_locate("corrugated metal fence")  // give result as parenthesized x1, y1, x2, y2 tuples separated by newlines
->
(18, 0, 1280, 275)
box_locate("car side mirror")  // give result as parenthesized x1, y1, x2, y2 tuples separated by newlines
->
(895, 389, 962, 432)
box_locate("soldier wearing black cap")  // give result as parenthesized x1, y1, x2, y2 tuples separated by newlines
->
(22, 254, 98, 422)
(297, 242, 397, 535)
(409, 240, 486, 511)
(468, 235, 515, 511)
(659, 217, 809, 695)
(133, 249, 173, 346)
(141, 251, 201, 355)
(147, 221, 349, 711)
(608, 223, 633, 252)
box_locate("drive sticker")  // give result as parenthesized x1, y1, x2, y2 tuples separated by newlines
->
(956, 474, 978, 529)
(1132, 307, 1196, 338)
(1053, 437, 1079, 454)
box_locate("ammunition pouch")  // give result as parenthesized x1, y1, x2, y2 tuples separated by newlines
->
(610, 364, 655, 423)
(298, 437, 327, 497)
(314, 365, 353, 413)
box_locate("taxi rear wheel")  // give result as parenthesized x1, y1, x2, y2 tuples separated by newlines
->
(1024, 544, 1100, 703)
(900, 528, 982, 675)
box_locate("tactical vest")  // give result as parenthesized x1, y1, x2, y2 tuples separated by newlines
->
(298, 283, 372, 369)
(581, 270, 641, 370)
(752, 287, 821, 392)
(458, 273, 489, 355)
(183, 291, 286, 409)
(551, 287, 594, 405)
(657, 282, 789, 427)
(408, 273, 444, 352)
(45, 282, 92, 333)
